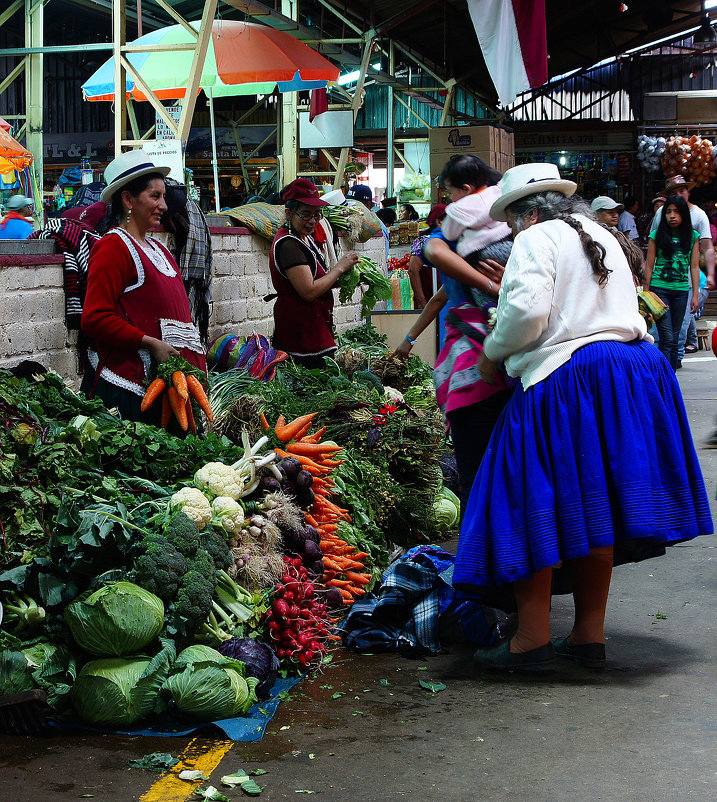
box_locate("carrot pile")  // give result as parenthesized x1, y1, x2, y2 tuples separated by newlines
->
(269, 413, 372, 605)
(141, 361, 213, 433)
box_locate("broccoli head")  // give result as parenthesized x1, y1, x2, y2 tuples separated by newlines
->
(164, 511, 202, 557)
(200, 529, 233, 573)
(164, 548, 220, 638)
(133, 537, 186, 600)
(353, 369, 385, 395)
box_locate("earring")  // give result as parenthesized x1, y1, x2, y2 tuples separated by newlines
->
(125, 207, 132, 225)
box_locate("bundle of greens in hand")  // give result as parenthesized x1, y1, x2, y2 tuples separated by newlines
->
(337, 256, 392, 318)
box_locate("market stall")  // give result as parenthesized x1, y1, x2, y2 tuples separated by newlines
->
(0, 323, 462, 738)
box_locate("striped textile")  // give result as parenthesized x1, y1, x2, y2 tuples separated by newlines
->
(433, 303, 507, 415)
(28, 218, 101, 328)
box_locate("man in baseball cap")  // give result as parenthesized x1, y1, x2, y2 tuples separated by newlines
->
(346, 184, 373, 210)
(590, 196, 623, 230)
(0, 194, 33, 240)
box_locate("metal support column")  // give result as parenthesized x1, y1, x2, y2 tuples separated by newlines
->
(280, 0, 298, 185)
(387, 41, 395, 198)
(112, 0, 127, 157)
(333, 34, 375, 190)
(24, 0, 43, 221)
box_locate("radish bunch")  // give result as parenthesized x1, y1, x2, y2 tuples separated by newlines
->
(264, 557, 333, 669)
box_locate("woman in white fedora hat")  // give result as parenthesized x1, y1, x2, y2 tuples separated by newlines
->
(81, 149, 207, 425)
(454, 163, 712, 673)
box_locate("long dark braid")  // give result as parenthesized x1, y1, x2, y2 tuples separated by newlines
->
(508, 191, 612, 286)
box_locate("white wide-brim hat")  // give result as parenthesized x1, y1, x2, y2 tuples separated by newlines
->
(321, 189, 347, 206)
(101, 148, 171, 203)
(490, 163, 577, 222)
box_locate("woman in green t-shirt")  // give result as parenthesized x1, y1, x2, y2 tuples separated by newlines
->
(645, 194, 700, 370)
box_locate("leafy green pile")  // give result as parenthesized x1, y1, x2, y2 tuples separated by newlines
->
(0, 370, 241, 570)
(209, 338, 449, 551)
(337, 256, 393, 318)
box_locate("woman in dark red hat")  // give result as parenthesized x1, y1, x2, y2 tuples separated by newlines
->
(268, 179, 359, 368)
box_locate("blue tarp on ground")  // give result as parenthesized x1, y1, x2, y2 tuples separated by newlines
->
(49, 675, 302, 741)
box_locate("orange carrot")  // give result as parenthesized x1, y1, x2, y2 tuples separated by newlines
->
(186, 374, 213, 421)
(301, 425, 327, 443)
(322, 556, 344, 573)
(140, 378, 166, 412)
(275, 449, 327, 473)
(259, 412, 270, 431)
(304, 512, 320, 528)
(287, 442, 343, 457)
(167, 386, 188, 431)
(346, 585, 366, 597)
(345, 571, 371, 585)
(160, 393, 172, 428)
(185, 398, 197, 434)
(327, 633, 343, 641)
(275, 412, 318, 442)
(352, 552, 370, 560)
(172, 370, 189, 401)
(291, 420, 314, 441)
(338, 588, 354, 603)
(320, 458, 345, 467)
(318, 523, 339, 533)
(327, 578, 352, 588)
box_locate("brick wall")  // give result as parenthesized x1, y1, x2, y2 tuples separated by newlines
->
(0, 229, 386, 382)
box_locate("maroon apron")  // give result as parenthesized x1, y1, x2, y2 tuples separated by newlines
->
(87, 229, 206, 396)
(269, 226, 336, 358)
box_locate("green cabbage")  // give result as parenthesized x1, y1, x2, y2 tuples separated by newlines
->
(430, 486, 460, 533)
(162, 645, 258, 721)
(64, 581, 164, 656)
(0, 649, 36, 695)
(71, 641, 175, 726)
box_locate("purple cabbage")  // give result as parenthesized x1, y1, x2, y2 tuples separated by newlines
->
(216, 638, 279, 700)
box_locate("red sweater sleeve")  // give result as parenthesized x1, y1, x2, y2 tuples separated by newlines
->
(81, 233, 146, 350)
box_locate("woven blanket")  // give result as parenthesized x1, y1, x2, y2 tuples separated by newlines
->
(221, 202, 286, 241)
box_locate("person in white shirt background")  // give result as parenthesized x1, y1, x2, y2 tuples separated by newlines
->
(452, 163, 712, 674)
(618, 195, 640, 241)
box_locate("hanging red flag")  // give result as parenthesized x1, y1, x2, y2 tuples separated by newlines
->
(309, 87, 329, 122)
(467, 0, 548, 106)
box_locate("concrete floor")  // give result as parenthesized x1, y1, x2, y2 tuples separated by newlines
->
(2, 349, 717, 802)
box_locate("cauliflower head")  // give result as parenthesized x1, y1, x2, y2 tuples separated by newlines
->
(170, 486, 212, 530)
(211, 496, 245, 535)
(194, 461, 245, 500)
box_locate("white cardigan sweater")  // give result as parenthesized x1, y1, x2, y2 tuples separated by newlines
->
(483, 214, 651, 389)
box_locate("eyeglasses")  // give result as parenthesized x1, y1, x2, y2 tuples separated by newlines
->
(293, 210, 323, 221)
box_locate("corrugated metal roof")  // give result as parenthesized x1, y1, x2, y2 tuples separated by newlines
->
(508, 27, 717, 123)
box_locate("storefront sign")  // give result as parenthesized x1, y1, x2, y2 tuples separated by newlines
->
(42, 133, 112, 163)
(515, 130, 634, 152)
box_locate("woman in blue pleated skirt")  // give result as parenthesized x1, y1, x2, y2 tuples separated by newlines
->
(453, 163, 713, 673)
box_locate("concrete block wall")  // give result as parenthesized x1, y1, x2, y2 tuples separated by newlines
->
(0, 229, 386, 382)
(0, 254, 80, 378)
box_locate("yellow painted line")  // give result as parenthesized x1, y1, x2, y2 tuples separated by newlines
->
(140, 737, 235, 802)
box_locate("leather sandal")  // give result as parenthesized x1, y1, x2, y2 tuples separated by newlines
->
(473, 640, 556, 673)
(552, 637, 606, 670)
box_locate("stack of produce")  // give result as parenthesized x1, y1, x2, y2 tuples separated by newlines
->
(0, 320, 452, 731)
(140, 355, 214, 433)
(388, 253, 411, 271)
